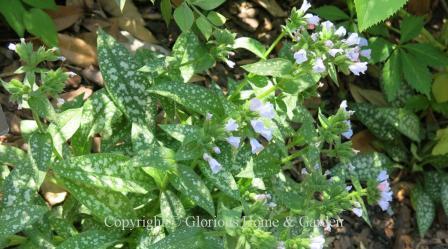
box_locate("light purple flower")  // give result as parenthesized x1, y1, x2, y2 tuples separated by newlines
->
(250, 98, 263, 112)
(335, 26, 346, 37)
(250, 98, 276, 119)
(254, 193, 271, 201)
(56, 98, 65, 107)
(206, 113, 213, 121)
(7, 43, 16, 51)
(352, 207, 363, 217)
(321, 20, 334, 32)
(277, 241, 286, 249)
(360, 49, 371, 59)
(250, 138, 264, 154)
(251, 119, 273, 141)
(328, 48, 343, 57)
(304, 14, 320, 26)
(225, 118, 239, 131)
(324, 170, 331, 176)
(226, 136, 241, 149)
(377, 170, 389, 182)
(346, 48, 360, 62)
(225, 59, 235, 68)
(359, 37, 368, 47)
(342, 120, 353, 139)
(346, 185, 353, 191)
(312, 58, 326, 73)
(266, 202, 277, 208)
(299, 0, 311, 13)
(294, 49, 308, 64)
(345, 33, 360, 46)
(203, 153, 222, 174)
(340, 100, 348, 111)
(311, 33, 319, 41)
(324, 40, 334, 48)
(309, 235, 325, 249)
(301, 168, 309, 175)
(349, 62, 368, 76)
(213, 146, 221, 154)
(58, 56, 66, 62)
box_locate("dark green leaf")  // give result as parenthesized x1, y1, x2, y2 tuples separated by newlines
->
(411, 186, 435, 237)
(191, 0, 225, 10)
(400, 15, 424, 43)
(173, 3, 194, 32)
(242, 58, 294, 77)
(196, 16, 212, 40)
(23, 8, 57, 46)
(381, 50, 402, 101)
(233, 37, 266, 59)
(401, 51, 432, 98)
(56, 230, 121, 249)
(312, 5, 349, 21)
(161, 0, 172, 26)
(404, 43, 448, 67)
(207, 11, 226, 26)
(0, 0, 26, 36)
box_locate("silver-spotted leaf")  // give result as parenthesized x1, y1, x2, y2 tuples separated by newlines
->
(97, 30, 156, 130)
(411, 186, 435, 237)
(242, 58, 294, 77)
(331, 152, 392, 181)
(171, 165, 215, 215)
(160, 190, 186, 233)
(47, 108, 82, 157)
(56, 229, 121, 249)
(149, 81, 224, 116)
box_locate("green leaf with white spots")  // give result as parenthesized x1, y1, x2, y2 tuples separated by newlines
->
(238, 143, 285, 178)
(352, 103, 421, 142)
(199, 162, 240, 200)
(411, 186, 435, 237)
(0, 145, 29, 166)
(171, 32, 215, 81)
(132, 122, 155, 151)
(128, 144, 177, 171)
(97, 29, 156, 130)
(72, 89, 123, 155)
(149, 82, 224, 116)
(440, 177, 448, 215)
(160, 190, 186, 233)
(28, 91, 56, 120)
(57, 176, 137, 221)
(56, 229, 122, 249)
(0, 204, 48, 238)
(48, 108, 82, 157)
(424, 172, 442, 202)
(148, 227, 203, 249)
(171, 165, 215, 215)
(242, 58, 294, 78)
(53, 154, 154, 194)
(159, 124, 202, 143)
(28, 132, 53, 186)
(331, 152, 392, 181)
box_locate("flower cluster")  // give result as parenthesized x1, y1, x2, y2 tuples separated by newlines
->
(376, 170, 393, 211)
(339, 100, 354, 139)
(290, 0, 370, 77)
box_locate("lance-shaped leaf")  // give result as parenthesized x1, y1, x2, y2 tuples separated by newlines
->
(128, 144, 177, 171)
(149, 81, 224, 116)
(0, 145, 29, 166)
(48, 108, 82, 157)
(148, 227, 203, 249)
(53, 153, 155, 194)
(170, 165, 215, 215)
(160, 190, 186, 233)
(411, 186, 435, 237)
(56, 229, 122, 249)
(199, 163, 240, 200)
(57, 176, 137, 221)
(242, 58, 294, 77)
(331, 152, 393, 181)
(0, 204, 48, 238)
(159, 124, 202, 143)
(71, 89, 123, 155)
(28, 132, 53, 186)
(424, 172, 442, 202)
(440, 178, 448, 215)
(97, 29, 156, 130)
(238, 143, 285, 178)
(233, 37, 266, 58)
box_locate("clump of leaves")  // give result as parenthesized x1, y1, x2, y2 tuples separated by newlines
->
(0, 2, 395, 248)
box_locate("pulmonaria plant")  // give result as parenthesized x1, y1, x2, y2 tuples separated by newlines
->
(0, 2, 393, 249)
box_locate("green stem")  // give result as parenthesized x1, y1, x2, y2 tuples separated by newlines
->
(258, 85, 277, 99)
(32, 111, 45, 132)
(263, 31, 286, 59)
(281, 150, 303, 164)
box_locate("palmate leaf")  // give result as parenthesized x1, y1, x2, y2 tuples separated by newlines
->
(53, 153, 155, 194)
(404, 43, 448, 68)
(381, 50, 402, 101)
(97, 30, 156, 132)
(149, 81, 224, 116)
(56, 229, 122, 249)
(57, 176, 137, 221)
(354, 0, 409, 31)
(170, 165, 215, 215)
(411, 186, 435, 237)
(401, 51, 432, 98)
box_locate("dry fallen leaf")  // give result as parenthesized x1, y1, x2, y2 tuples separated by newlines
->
(41, 174, 67, 206)
(349, 83, 388, 107)
(98, 0, 158, 44)
(60, 86, 93, 101)
(81, 65, 103, 86)
(58, 33, 97, 67)
(47, 5, 84, 31)
(351, 130, 376, 153)
(251, 0, 287, 17)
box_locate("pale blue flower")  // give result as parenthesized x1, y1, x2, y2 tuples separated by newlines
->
(304, 14, 320, 26)
(226, 136, 241, 149)
(324, 40, 334, 48)
(203, 153, 222, 174)
(251, 119, 273, 141)
(360, 49, 371, 59)
(328, 48, 343, 57)
(349, 62, 368, 75)
(335, 26, 346, 37)
(342, 120, 353, 139)
(312, 58, 326, 73)
(309, 235, 325, 249)
(321, 20, 334, 32)
(359, 37, 368, 47)
(250, 138, 264, 154)
(377, 170, 389, 182)
(206, 113, 213, 121)
(294, 49, 308, 64)
(346, 48, 360, 62)
(345, 33, 360, 46)
(212, 146, 221, 154)
(225, 118, 239, 131)
(352, 207, 363, 217)
(7, 43, 16, 51)
(299, 0, 311, 13)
